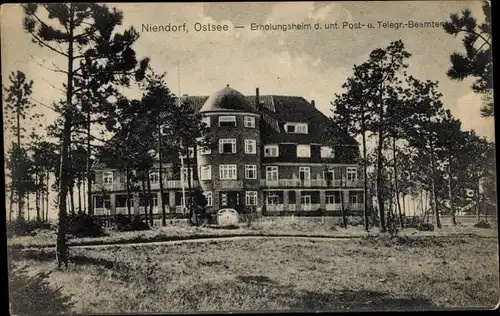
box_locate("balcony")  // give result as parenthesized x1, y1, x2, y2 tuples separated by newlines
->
(260, 179, 360, 188)
(92, 180, 199, 193)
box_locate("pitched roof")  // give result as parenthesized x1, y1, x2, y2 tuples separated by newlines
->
(184, 94, 357, 146)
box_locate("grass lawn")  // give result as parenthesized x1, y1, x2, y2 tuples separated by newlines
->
(7, 216, 498, 249)
(8, 234, 499, 314)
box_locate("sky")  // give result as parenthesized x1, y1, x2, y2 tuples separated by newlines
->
(1, 1, 494, 218)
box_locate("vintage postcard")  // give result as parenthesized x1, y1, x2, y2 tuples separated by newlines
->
(2, 1, 497, 314)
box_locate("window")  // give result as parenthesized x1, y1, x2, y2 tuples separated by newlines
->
(245, 139, 257, 154)
(204, 192, 213, 207)
(321, 146, 334, 158)
(244, 116, 256, 128)
(300, 195, 312, 206)
(200, 165, 212, 180)
(299, 167, 311, 182)
(219, 139, 237, 154)
(297, 145, 311, 157)
(324, 170, 334, 181)
(246, 191, 258, 205)
(264, 145, 279, 157)
(266, 193, 279, 205)
(285, 123, 308, 134)
(149, 172, 159, 184)
(219, 116, 237, 127)
(347, 167, 357, 181)
(266, 166, 279, 181)
(326, 192, 341, 204)
(220, 164, 237, 180)
(245, 165, 257, 179)
(152, 196, 159, 207)
(103, 171, 113, 185)
(202, 116, 211, 128)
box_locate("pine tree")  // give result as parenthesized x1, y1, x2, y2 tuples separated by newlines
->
(443, 0, 493, 116)
(23, 3, 149, 268)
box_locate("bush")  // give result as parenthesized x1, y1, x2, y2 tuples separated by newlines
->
(66, 213, 105, 238)
(111, 214, 150, 231)
(7, 218, 53, 238)
(416, 222, 435, 231)
(474, 220, 492, 229)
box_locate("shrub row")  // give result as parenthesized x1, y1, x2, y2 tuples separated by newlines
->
(6, 218, 54, 238)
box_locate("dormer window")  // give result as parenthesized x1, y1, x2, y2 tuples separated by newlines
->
(219, 116, 237, 127)
(264, 145, 279, 157)
(297, 145, 311, 157)
(285, 122, 308, 134)
(321, 146, 334, 158)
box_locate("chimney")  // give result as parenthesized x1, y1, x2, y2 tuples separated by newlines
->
(256, 87, 260, 110)
(311, 100, 315, 107)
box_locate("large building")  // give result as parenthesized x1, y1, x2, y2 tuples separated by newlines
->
(91, 86, 364, 217)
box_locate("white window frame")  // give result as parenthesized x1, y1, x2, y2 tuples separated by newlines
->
(246, 191, 258, 206)
(266, 166, 279, 181)
(202, 116, 211, 128)
(245, 165, 257, 179)
(347, 167, 358, 181)
(320, 146, 334, 158)
(297, 144, 311, 157)
(200, 165, 212, 181)
(204, 192, 213, 207)
(219, 139, 237, 154)
(264, 145, 279, 157)
(103, 171, 113, 185)
(244, 116, 256, 128)
(218, 116, 237, 127)
(219, 164, 237, 180)
(244, 139, 257, 154)
(285, 123, 308, 134)
(326, 192, 341, 205)
(301, 194, 312, 207)
(149, 172, 160, 184)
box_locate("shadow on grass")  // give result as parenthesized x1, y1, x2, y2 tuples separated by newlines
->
(286, 289, 436, 312)
(9, 265, 75, 316)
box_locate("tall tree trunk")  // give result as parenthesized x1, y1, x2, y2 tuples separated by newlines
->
(186, 147, 195, 225)
(448, 156, 457, 226)
(429, 140, 441, 228)
(475, 177, 481, 221)
(46, 171, 50, 222)
(77, 181, 82, 214)
(361, 109, 369, 231)
(340, 168, 347, 229)
(27, 193, 30, 221)
(9, 185, 14, 221)
(141, 173, 148, 224)
(126, 168, 132, 218)
(69, 183, 76, 215)
(16, 91, 22, 221)
(86, 96, 93, 215)
(82, 180, 86, 213)
(146, 168, 154, 226)
(388, 172, 394, 231)
(392, 138, 404, 228)
(56, 4, 75, 269)
(376, 78, 387, 232)
(158, 124, 166, 226)
(35, 173, 40, 221)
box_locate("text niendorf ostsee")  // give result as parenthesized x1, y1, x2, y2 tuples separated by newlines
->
(141, 21, 446, 33)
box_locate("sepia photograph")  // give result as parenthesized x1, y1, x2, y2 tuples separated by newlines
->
(2, 1, 498, 314)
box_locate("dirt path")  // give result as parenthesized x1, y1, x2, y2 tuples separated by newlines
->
(71, 235, 362, 249)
